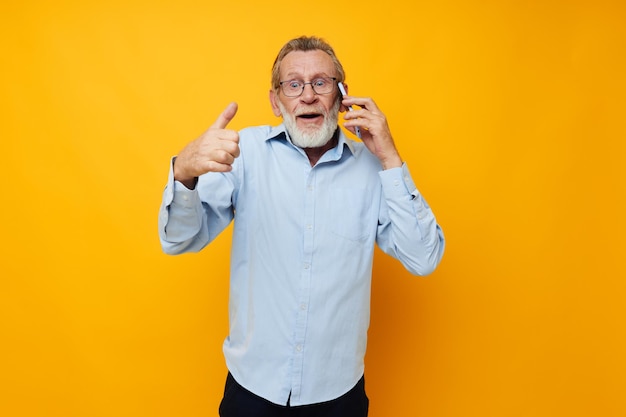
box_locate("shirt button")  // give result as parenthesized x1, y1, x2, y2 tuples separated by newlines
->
(183, 195, 189, 201)
(296, 345, 303, 352)
(306, 224, 313, 230)
(303, 263, 310, 270)
(300, 303, 307, 310)
(393, 180, 400, 186)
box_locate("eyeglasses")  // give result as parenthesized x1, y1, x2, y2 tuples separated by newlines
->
(279, 77, 337, 97)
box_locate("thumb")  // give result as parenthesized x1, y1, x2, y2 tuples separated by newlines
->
(210, 102, 238, 129)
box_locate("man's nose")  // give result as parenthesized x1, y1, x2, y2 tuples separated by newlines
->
(300, 84, 318, 102)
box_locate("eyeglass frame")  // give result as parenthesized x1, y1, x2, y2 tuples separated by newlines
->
(278, 77, 338, 97)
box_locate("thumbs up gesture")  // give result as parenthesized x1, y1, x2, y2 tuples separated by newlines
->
(173, 103, 240, 189)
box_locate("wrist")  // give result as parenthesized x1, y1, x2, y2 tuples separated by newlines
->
(381, 155, 403, 170)
(173, 157, 198, 189)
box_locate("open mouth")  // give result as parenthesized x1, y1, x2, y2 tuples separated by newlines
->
(297, 113, 323, 122)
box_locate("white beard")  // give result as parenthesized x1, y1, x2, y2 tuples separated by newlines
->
(278, 99, 340, 148)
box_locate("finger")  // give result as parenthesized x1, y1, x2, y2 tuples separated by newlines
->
(210, 102, 238, 129)
(343, 108, 370, 124)
(343, 108, 362, 120)
(215, 129, 240, 145)
(344, 97, 378, 113)
(199, 149, 237, 172)
(205, 160, 235, 173)
(219, 138, 241, 158)
(212, 148, 237, 166)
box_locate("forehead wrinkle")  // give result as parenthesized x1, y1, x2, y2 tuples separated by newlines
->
(283, 71, 333, 81)
(280, 51, 336, 81)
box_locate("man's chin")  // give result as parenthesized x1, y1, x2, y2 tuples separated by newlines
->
(289, 125, 332, 147)
(291, 134, 330, 149)
(296, 119, 324, 132)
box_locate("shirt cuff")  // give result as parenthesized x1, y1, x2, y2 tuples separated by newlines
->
(172, 180, 201, 208)
(164, 156, 201, 208)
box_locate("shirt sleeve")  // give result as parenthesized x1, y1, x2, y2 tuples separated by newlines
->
(158, 157, 235, 255)
(376, 163, 445, 276)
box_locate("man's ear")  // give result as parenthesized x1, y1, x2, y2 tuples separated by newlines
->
(269, 90, 282, 117)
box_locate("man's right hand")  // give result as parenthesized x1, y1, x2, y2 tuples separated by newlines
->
(173, 102, 240, 189)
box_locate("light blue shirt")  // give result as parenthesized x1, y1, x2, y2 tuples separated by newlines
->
(158, 124, 445, 406)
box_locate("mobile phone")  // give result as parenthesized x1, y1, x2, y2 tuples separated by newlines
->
(338, 82, 361, 139)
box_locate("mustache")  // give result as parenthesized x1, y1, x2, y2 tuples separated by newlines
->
(294, 106, 327, 116)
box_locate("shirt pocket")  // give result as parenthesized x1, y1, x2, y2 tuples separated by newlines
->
(329, 187, 372, 242)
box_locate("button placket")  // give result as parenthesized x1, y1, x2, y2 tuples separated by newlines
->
(290, 167, 316, 400)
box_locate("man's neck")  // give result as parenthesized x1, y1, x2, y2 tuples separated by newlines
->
(303, 130, 339, 166)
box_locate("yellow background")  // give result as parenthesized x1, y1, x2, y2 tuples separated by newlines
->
(1, 0, 625, 416)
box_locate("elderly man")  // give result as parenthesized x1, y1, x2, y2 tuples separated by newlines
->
(159, 35, 445, 417)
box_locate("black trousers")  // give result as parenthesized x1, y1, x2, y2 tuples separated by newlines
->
(218, 373, 369, 417)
